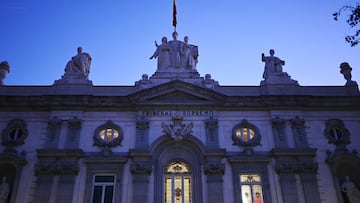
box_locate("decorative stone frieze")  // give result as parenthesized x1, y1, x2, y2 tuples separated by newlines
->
(35, 149, 83, 176)
(275, 161, 318, 174)
(35, 160, 79, 176)
(272, 148, 318, 174)
(130, 161, 152, 175)
(203, 162, 225, 175)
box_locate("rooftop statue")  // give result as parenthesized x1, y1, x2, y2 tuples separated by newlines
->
(340, 62, 358, 86)
(261, 49, 285, 79)
(181, 36, 197, 69)
(65, 47, 92, 79)
(151, 32, 198, 70)
(150, 37, 171, 70)
(168, 31, 182, 68)
(0, 61, 10, 86)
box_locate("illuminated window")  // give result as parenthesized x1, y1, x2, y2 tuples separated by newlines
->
(92, 175, 115, 203)
(99, 128, 119, 143)
(164, 161, 192, 203)
(240, 174, 264, 203)
(236, 127, 255, 142)
(93, 121, 123, 148)
(232, 119, 261, 147)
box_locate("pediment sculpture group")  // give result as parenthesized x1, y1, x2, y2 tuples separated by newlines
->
(150, 32, 199, 70)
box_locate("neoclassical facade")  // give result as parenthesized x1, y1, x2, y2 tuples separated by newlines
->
(0, 42, 360, 203)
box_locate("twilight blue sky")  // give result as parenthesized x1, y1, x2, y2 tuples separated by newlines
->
(1, 0, 359, 86)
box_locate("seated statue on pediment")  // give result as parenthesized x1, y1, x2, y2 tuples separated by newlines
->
(65, 47, 92, 79)
(261, 49, 285, 79)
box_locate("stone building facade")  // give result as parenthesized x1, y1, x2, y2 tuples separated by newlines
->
(0, 43, 360, 203)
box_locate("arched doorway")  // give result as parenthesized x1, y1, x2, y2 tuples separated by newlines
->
(151, 135, 205, 203)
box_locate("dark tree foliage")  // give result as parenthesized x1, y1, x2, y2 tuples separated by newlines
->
(333, 3, 360, 47)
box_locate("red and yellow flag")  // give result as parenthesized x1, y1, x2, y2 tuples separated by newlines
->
(172, 0, 177, 28)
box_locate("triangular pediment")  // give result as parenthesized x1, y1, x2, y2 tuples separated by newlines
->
(129, 80, 226, 105)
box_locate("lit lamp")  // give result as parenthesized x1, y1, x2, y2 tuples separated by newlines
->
(0, 61, 10, 86)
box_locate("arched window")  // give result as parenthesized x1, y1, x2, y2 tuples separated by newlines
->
(164, 161, 192, 203)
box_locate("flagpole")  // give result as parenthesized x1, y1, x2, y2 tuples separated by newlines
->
(173, 0, 177, 32)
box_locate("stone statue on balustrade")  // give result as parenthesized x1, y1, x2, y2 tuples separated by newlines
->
(261, 49, 285, 79)
(65, 47, 92, 79)
(135, 74, 151, 89)
(202, 74, 219, 89)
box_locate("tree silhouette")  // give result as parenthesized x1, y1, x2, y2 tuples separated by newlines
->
(333, 3, 360, 47)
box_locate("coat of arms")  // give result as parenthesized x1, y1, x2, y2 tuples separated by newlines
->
(161, 116, 193, 141)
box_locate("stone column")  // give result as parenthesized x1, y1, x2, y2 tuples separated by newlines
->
(273, 149, 300, 203)
(130, 161, 152, 203)
(277, 173, 300, 203)
(290, 116, 309, 148)
(271, 116, 288, 148)
(46, 118, 62, 148)
(298, 158, 321, 203)
(204, 162, 225, 203)
(135, 117, 149, 148)
(205, 117, 219, 148)
(66, 117, 82, 149)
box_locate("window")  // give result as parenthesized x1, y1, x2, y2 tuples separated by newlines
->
(8, 128, 25, 141)
(93, 121, 123, 148)
(240, 174, 264, 203)
(164, 161, 192, 203)
(232, 119, 261, 147)
(1, 119, 28, 146)
(324, 119, 350, 146)
(100, 128, 119, 143)
(92, 175, 115, 203)
(329, 127, 343, 141)
(236, 127, 255, 142)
